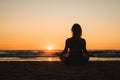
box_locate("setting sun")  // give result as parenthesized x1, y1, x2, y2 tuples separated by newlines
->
(48, 46, 52, 50)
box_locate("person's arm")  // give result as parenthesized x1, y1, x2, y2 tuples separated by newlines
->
(83, 39, 89, 55)
(60, 39, 69, 56)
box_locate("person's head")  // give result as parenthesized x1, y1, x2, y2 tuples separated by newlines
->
(71, 23, 82, 37)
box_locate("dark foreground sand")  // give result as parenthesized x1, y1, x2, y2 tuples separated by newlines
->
(0, 61, 120, 80)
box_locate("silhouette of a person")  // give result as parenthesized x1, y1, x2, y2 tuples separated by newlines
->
(60, 23, 89, 65)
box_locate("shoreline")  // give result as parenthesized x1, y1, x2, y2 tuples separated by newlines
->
(0, 57, 120, 62)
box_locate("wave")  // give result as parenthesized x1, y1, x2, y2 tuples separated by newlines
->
(0, 50, 120, 58)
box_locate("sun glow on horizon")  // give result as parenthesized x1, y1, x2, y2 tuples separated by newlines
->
(48, 45, 53, 50)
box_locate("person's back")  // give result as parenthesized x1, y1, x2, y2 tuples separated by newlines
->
(60, 23, 89, 65)
(68, 37, 85, 55)
(66, 37, 89, 65)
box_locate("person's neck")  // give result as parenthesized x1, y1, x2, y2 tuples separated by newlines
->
(72, 36, 80, 38)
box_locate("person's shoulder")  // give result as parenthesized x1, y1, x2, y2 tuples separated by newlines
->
(66, 38, 71, 41)
(80, 38, 85, 40)
(80, 38, 86, 42)
(66, 37, 74, 43)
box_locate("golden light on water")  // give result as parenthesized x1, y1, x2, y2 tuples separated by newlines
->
(0, 57, 120, 61)
(48, 58, 52, 61)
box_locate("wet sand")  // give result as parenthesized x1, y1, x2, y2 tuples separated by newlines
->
(0, 61, 120, 80)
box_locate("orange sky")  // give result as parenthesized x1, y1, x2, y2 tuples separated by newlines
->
(0, 0, 120, 50)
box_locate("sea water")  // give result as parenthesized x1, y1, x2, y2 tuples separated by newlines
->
(0, 50, 120, 61)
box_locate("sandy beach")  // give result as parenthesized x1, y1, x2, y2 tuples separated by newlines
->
(0, 61, 120, 80)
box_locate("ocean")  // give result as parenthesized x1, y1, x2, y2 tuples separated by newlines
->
(0, 50, 120, 61)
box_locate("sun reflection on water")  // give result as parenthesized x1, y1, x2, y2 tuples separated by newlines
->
(48, 58, 52, 61)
